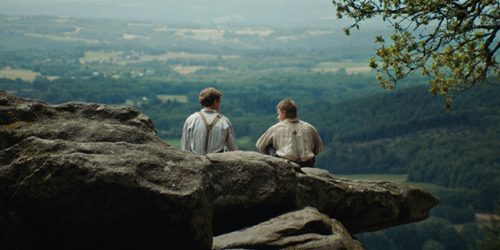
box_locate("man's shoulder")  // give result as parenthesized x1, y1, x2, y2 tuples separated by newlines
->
(269, 121, 288, 130)
(298, 120, 312, 126)
(219, 114, 234, 125)
(299, 120, 318, 130)
(203, 112, 232, 125)
(185, 112, 203, 123)
(187, 112, 201, 119)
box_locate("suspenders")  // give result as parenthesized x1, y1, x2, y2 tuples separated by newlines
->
(198, 112, 222, 154)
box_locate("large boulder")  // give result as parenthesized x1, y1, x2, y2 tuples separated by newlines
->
(297, 168, 439, 233)
(205, 152, 438, 235)
(205, 151, 299, 235)
(0, 91, 212, 249)
(212, 207, 364, 250)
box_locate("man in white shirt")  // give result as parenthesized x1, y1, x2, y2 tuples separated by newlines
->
(256, 98, 323, 167)
(181, 87, 237, 155)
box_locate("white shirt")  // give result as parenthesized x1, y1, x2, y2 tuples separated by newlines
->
(181, 109, 237, 155)
(256, 119, 323, 162)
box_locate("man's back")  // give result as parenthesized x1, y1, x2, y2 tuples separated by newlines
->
(256, 98, 322, 167)
(181, 110, 237, 155)
(256, 119, 322, 162)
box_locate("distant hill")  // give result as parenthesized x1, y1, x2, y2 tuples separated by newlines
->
(312, 81, 500, 208)
(0, 0, 355, 28)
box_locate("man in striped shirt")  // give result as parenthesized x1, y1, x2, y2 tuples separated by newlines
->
(256, 98, 323, 167)
(181, 87, 237, 155)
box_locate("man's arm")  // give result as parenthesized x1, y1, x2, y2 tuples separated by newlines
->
(225, 120, 238, 151)
(256, 128, 273, 154)
(311, 126, 323, 155)
(180, 117, 191, 151)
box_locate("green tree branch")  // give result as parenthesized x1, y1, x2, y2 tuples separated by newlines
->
(333, 0, 499, 109)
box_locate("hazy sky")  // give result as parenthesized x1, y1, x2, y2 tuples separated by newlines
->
(0, 0, 350, 27)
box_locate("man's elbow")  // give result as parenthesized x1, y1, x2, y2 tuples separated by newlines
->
(255, 143, 265, 154)
(314, 146, 323, 155)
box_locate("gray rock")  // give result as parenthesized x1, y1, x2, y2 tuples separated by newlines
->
(296, 168, 439, 233)
(205, 153, 438, 235)
(212, 207, 364, 250)
(0, 91, 439, 249)
(205, 151, 299, 235)
(0, 91, 212, 250)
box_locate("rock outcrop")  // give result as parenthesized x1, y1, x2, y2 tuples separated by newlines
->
(0, 92, 213, 249)
(213, 207, 363, 250)
(205, 151, 300, 235)
(297, 167, 436, 233)
(0, 91, 438, 249)
(206, 152, 438, 235)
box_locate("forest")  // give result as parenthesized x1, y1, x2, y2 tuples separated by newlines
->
(0, 14, 498, 249)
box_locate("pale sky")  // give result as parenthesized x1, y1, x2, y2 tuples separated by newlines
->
(0, 0, 344, 27)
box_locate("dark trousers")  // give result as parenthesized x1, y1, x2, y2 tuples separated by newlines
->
(276, 155, 315, 168)
(295, 157, 315, 168)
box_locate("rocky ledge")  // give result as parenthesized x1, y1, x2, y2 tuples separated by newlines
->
(0, 91, 438, 250)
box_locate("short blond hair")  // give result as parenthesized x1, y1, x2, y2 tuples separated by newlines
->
(199, 87, 223, 107)
(276, 98, 297, 119)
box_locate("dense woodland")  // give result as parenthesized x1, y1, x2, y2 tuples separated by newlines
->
(1, 14, 498, 249)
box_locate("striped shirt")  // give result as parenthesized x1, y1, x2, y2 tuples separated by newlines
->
(181, 109, 237, 155)
(256, 119, 323, 162)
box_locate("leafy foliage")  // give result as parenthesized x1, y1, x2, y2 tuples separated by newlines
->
(358, 217, 483, 250)
(332, 0, 500, 109)
(309, 82, 500, 210)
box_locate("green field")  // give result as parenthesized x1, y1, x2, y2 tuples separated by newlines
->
(80, 51, 122, 64)
(0, 67, 39, 82)
(25, 32, 102, 44)
(79, 50, 239, 65)
(164, 139, 181, 149)
(156, 95, 188, 103)
(312, 61, 373, 74)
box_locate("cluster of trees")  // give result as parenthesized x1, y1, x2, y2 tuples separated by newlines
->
(359, 206, 500, 250)
(357, 216, 484, 250)
(309, 81, 500, 211)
